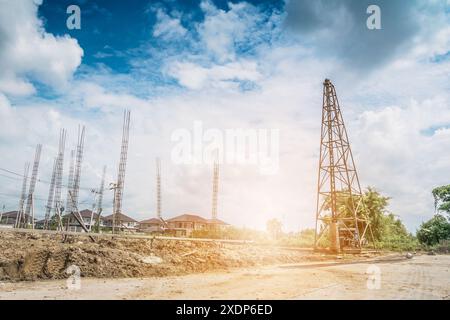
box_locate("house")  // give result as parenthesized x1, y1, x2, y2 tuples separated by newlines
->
(165, 214, 209, 237)
(103, 212, 138, 232)
(63, 209, 104, 232)
(139, 217, 165, 234)
(0, 211, 34, 228)
(207, 218, 230, 230)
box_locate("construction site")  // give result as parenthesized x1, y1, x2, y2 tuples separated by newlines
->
(0, 80, 449, 300)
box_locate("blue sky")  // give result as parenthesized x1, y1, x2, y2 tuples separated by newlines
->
(0, 0, 450, 232)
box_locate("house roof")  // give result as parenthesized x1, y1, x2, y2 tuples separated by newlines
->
(2, 211, 19, 217)
(1, 211, 33, 220)
(103, 212, 137, 223)
(63, 209, 102, 219)
(166, 214, 209, 223)
(140, 218, 164, 224)
(207, 218, 229, 225)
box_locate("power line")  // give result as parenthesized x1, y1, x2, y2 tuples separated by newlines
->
(0, 166, 94, 191)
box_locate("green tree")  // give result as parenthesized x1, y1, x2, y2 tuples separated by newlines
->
(416, 214, 450, 246)
(432, 185, 450, 216)
(361, 187, 391, 241)
(324, 187, 410, 243)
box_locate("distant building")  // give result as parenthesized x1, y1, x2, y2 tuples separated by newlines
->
(103, 212, 138, 232)
(0, 211, 34, 228)
(139, 217, 165, 234)
(165, 214, 216, 237)
(207, 218, 229, 230)
(166, 214, 208, 237)
(63, 209, 104, 232)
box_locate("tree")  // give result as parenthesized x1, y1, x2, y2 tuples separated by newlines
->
(323, 187, 409, 243)
(432, 185, 450, 216)
(266, 218, 283, 240)
(362, 187, 391, 241)
(416, 214, 450, 246)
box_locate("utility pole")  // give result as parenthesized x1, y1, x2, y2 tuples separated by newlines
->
(113, 110, 131, 234)
(314, 79, 370, 253)
(24, 144, 42, 228)
(156, 158, 161, 219)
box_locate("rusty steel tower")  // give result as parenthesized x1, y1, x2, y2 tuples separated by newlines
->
(314, 79, 370, 253)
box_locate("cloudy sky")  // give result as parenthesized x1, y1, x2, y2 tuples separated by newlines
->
(0, 0, 449, 232)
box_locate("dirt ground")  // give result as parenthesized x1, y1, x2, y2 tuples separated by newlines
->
(0, 229, 345, 281)
(1, 229, 448, 300)
(1, 254, 449, 300)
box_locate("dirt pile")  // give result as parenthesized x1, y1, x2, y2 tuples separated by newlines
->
(0, 231, 325, 281)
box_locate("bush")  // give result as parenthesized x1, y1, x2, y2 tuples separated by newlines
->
(416, 214, 450, 246)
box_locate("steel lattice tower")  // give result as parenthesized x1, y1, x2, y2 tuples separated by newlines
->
(65, 150, 75, 213)
(71, 126, 85, 213)
(314, 79, 370, 253)
(96, 165, 106, 215)
(44, 129, 66, 229)
(113, 110, 131, 233)
(211, 160, 219, 220)
(156, 158, 161, 219)
(24, 144, 42, 228)
(44, 158, 58, 229)
(15, 162, 30, 228)
(53, 129, 67, 226)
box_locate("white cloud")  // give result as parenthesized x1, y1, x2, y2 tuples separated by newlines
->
(0, 0, 83, 96)
(0, 0, 449, 234)
(152, 9, 187, 41)
(166, 60, 261, 90)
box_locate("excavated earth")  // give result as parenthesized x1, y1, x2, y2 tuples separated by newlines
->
(0, 230, 335, 281)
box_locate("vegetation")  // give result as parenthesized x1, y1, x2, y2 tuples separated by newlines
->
(432, 185, 450, 216)
(415, 185, 450, 251)
(322, 187, 415, 250)
(416, 215, 450, 246)
(192, 185, 450, 252)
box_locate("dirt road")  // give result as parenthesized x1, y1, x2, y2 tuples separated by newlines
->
(1, 254, 448, 300)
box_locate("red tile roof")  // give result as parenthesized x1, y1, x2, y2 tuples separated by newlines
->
(166, 214, 208, 223)
(103, 213, 137, 223)
(140, 218, 164, 224)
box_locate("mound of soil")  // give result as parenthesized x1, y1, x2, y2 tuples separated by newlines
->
(0, 230, 324, 281)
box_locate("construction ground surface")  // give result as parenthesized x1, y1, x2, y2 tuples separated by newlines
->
(0, 229, 449, 300)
